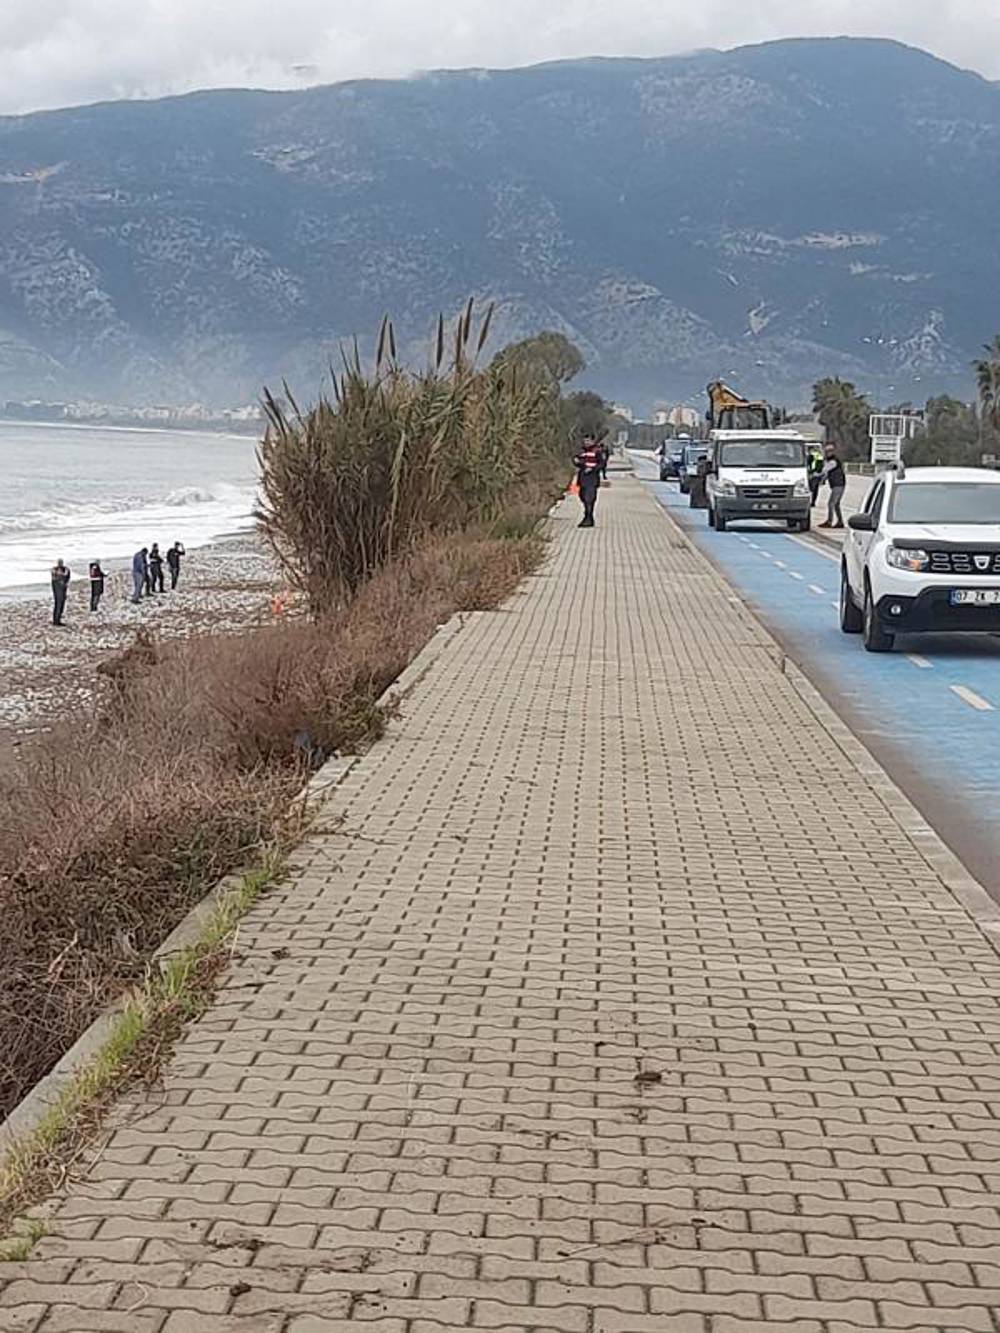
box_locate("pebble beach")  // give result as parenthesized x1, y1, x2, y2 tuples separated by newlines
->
(0, 535, 287, 733)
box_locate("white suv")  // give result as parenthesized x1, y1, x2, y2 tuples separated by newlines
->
(840, 466, 1000, 652)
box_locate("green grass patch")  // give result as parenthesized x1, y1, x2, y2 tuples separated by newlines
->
(0, 851, 283, 1249)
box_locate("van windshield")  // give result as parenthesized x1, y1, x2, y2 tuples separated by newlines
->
(719, 439, 806, 468)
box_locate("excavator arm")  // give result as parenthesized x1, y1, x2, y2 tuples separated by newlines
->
(706, 380, 773, 432)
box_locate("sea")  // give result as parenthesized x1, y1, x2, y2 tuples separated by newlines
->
(0, 420, 261, 593)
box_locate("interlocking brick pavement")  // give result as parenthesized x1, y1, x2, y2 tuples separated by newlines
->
(4, 476, 1000, 1331)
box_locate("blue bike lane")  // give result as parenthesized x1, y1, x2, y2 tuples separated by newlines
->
(640, 467, 1000, 898)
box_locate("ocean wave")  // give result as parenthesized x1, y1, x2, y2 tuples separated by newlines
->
(0, 502, 133, 534)
(0, 485, 254, 533)
(0, 486, 259, 589)
(163, 484, 243, 507)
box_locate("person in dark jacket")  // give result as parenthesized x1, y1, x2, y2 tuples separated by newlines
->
(148, 543, 165, 594)
(131, 548, 148, 604)
(819, 444, 847, 529)
(689, 451, 710, 509)
(166, 541, 186, 590)
(598, 440, 610, 481)
(51, 559, 71, 626)
(574, 438, 603, 528)
(89, 560, 105, 613)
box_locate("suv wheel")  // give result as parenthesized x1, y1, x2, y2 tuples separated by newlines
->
(863, 581, 894, 652)
(840, 565, 863, 634)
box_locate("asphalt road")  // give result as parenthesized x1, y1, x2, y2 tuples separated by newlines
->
(632, 453, 1000, 901)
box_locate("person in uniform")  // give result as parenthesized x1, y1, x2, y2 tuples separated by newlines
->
(574, 438, 603, 528)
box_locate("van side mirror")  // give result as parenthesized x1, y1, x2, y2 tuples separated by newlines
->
(847, 513, 876, 532)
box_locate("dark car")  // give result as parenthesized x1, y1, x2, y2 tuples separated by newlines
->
(659, 440, 688, 482)
(678, 442, 709, 495)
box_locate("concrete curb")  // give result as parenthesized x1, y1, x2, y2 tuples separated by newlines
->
(0, 1009, 128, 1155)
(808, 526, 844, 550)
(0, 610, 475, 1170)
(376, 613, 472, 712)
(634, 470, 1000, 961)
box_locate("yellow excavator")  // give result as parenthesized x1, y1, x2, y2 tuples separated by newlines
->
(706, 380, 774, 432)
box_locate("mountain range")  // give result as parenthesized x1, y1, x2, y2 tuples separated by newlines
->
(1, 36, 999, 411)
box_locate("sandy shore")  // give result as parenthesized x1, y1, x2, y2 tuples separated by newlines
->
(0, 535, 289, 732)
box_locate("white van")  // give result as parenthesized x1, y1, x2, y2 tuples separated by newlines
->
(706, 430, 812, 533)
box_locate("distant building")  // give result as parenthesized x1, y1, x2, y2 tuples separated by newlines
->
(668, 405, 700, 431)
(3, 399, 66, 421)
(611, 402, 636, 423)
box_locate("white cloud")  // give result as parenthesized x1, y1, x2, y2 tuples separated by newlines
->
(1, 0, 998, 116)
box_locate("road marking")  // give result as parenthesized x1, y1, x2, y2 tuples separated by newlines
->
(950, 685, 994, 712)
(773, 560, 787, 569)
(907, 655, 933, 670)
(789, 572, 804, 581)
(748, 542, 761, 550)
(831, 602, 840, 611)
(759, 551, 773, 560)
(809, 585, 826, 596)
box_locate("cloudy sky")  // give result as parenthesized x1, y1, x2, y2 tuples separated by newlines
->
(3, 0, 999, 116)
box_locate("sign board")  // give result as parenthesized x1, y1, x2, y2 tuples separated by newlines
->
(871, 437, 903, 466)
(870, 414, 910, 440)
(869, 414, 907, 468)
(982, 453, 997, 469)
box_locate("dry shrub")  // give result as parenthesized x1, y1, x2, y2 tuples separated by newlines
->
(257, 304, 565, 610)
(0, 531, 545, 1119)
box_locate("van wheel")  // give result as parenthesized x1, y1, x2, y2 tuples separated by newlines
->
(715, 511, 727, 532)
(840, 565, 863, 634)
(863, 582, 894, 652)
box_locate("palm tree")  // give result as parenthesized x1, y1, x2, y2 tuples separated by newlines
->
(974, 337, 1000, 443)
(812, 377, 871, 459)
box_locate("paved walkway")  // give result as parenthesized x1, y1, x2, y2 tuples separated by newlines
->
(4, 477, 1000, 1331)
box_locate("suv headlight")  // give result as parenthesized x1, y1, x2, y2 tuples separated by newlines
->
(886, 546, 929, 572)
(717, 478, 737, 497)
(793, 479, 810, 498)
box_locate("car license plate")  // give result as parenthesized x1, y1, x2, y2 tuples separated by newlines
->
(950, 589, 1000, 606)
(752, 502, 779, 511)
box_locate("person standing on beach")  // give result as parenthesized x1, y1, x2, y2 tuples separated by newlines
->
(131, 547, 148, 604)
(89, 560, 106, 613)
(148, 543, 165, 594)
(166, 541, 186, 590)
(51, 559, 71, 626)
